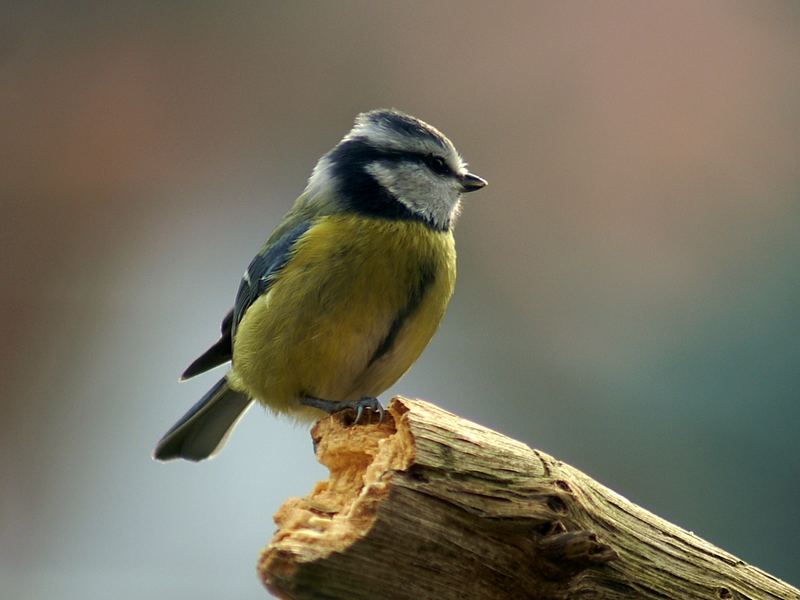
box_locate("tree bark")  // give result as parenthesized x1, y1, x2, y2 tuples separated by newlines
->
(258, 397, 799, 600)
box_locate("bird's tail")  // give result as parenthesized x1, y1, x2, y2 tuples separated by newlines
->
(153, 377, 253, 462)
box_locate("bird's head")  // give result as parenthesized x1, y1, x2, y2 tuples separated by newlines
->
(306, 109, 486, 231)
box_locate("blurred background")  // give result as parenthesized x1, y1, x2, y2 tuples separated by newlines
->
(2, 1, 799, 598)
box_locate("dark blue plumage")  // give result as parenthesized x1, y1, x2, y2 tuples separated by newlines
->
(233, 222, 313, 334)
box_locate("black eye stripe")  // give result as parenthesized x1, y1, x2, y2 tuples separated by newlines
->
(329, 138, 453, 178)
(422, 153, 451, 176)
(326, 137, 452, 232)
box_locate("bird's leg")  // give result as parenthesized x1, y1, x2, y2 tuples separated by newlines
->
(300, 395, 385, 424)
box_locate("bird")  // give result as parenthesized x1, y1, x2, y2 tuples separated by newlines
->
(153, 109, 486, 462)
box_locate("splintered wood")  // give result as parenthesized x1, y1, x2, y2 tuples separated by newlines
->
(258, 398, 800, 600)
(262, 407, 412, 572)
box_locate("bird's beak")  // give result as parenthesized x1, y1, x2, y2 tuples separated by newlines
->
(460, 172, 488, 193)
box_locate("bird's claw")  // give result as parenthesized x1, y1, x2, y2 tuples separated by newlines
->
(352, 396, 384, 424)
(300, 395, 385, 424)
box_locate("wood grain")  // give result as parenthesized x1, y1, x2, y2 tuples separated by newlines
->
(259, 398, 799, 600)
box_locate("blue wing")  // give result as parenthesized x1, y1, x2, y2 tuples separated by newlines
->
(232, 221, 312, 335)
(181, 220, 312, 380)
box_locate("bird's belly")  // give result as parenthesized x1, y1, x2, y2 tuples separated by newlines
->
(229, 216, 455, 419)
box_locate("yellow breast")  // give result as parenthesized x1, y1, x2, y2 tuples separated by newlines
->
(228, 215, 456, 418)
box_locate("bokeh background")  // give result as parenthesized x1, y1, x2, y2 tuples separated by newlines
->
(3, 2, 799, 598)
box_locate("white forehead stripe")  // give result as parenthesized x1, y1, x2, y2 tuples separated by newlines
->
(345, 111, 461, 162)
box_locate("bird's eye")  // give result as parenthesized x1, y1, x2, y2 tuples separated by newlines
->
(425, 154, 450, 176)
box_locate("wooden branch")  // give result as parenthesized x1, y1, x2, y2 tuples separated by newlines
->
(258, 398, 799, 600)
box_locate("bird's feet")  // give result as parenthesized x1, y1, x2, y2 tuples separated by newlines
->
(300, 395, 385, 424)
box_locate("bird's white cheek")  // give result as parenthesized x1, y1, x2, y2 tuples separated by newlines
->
(449, 198, 463, 222)
(364, 162, 395, 193)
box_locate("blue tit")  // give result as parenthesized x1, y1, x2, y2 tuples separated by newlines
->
(154, 109, 487, 462)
